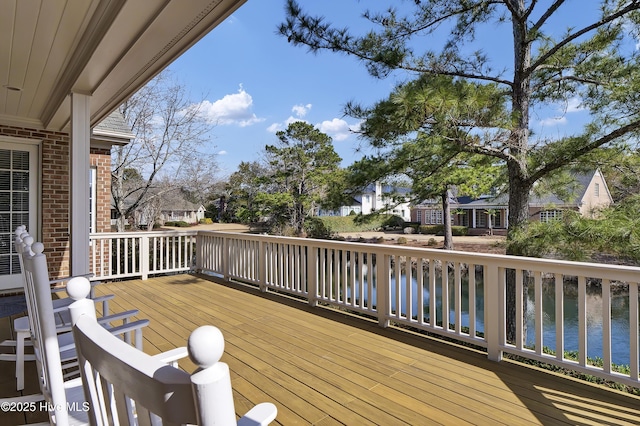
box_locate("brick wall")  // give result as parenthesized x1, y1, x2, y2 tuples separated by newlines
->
(90, 148, 112, 233)
(1, 124, 114, 280)
(1, 124, 71, 279)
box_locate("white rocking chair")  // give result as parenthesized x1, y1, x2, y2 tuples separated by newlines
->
(5, 241, 152, 425)
(3, 228, 145, 391)
(69, 277, 278, 425)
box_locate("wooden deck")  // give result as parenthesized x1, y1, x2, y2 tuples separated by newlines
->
(2, 273, 640, 425)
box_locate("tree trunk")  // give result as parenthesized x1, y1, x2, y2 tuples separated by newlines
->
(441, 190, 453, 250)
(503, 4, 533, 343)
(505, 170, 533, 344)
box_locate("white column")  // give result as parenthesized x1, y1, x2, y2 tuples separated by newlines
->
(503, 208, 508, 229)
(472, 208, 477, 229)
(70, 92, 91, 276)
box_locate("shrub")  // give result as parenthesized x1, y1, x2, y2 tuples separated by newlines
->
(383, 215, 405, 229)
(427, 238, 438, 246)
(304, 217, 333, 239)
(169, 220, 190, 227)
(199, 218, 213, 224)
(419, 225, 443, 235)
(451, 226, 468, 236)
(396, 236, 408, 245)
(318, 214, 398, 233)
(417, 225, 467, 236)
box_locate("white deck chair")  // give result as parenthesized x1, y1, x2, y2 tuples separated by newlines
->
(68, 277, 278, 426)
(3, 229, 143, 391)
(4, 242, 154, 426)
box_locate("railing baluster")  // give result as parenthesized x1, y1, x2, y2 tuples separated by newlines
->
(630, 283, 639, 381)
(442, 262, 449, 331)
(417, 258, 425, 325)
(406, 257, 412, 321)
(377, 253, 390, 327)
(454, 262, 461, 334)
(578, 275, 587, 367)
(555, 274, 564, 362)
(515, 269, 524, 351)
(602, 279, 612, 374)
(534, 270, 543, 356)
(429, 259, 436, 328)
(469, 263, 476, 338)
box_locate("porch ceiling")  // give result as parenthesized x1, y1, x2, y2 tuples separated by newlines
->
(0, 0, 246, 131)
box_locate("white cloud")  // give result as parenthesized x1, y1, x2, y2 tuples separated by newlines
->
(199, 86, 263, 127)
(318, 118, 355, 141)
(292, 103, 312, 118)
(217, 150, 228, 156)
(566, 97, 584, 113)
(266, 116, 307, 133)
(539, 116, 567, 127)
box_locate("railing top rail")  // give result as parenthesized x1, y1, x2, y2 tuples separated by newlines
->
(196, 230, 640, 282)
(90, 230, 198, 239)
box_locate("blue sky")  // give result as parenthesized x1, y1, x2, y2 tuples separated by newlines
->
(168, 1, 595, 176)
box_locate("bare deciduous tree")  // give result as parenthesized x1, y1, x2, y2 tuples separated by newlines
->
(112, 71, 217, 231)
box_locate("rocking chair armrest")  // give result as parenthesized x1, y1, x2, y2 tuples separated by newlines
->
(238, 402, 278, 426)
(107, 319, 150, 337)
(151, 347, 189, 366)
(98, 309, 140, 326)
(90, 294, 114, 303)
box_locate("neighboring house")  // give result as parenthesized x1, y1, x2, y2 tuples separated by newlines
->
(318, 182, 413, 221)
(116, 188, 207, 229)
(161, 203, 206, 224)
(411, 170, 613, 235)
(0, 1, 245, 291)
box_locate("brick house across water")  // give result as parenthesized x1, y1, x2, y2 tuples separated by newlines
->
(411, 170, 613, 235)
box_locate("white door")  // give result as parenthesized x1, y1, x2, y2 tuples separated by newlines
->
(0, 140, 38, 291)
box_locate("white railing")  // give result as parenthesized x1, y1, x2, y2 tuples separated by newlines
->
(88, 229, 640, 388)
(195, 231, 640, 389)
(89, 231, 197, 280)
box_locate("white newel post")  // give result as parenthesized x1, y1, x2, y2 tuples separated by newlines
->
(485, 262, 503, 361)
(70, 92, 91, 276)
(377, 253, 390, 328)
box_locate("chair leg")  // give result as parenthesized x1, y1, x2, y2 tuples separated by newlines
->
(16, 329, 30, 391)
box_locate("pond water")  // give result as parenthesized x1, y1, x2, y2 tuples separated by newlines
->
(347, 269, 635, 366)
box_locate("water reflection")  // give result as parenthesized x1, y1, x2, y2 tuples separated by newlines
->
(345, 266, 634, 366)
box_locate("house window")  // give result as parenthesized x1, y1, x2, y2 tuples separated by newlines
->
(540, 209, 563, 223)
(490, 211, 502, 228)
(424, 209, 443, 224)
(594, 183, 600, 197)
(416, 210, 422, 223)
(458, 211, 468, 227)
(476, 210, 487, 228)
(89, 167, 97, 234)
(0, 141, 38, 290)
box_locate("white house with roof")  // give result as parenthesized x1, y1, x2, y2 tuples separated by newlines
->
(318, 182, 413, 221)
